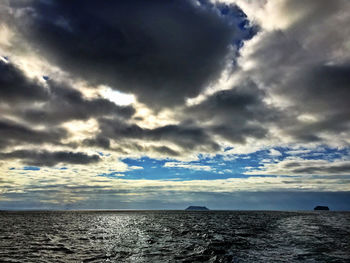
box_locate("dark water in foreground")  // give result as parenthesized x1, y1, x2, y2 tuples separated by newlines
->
(0, 211, 349, 262)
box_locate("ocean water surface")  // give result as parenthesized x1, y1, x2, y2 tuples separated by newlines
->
(0, 210, 349, 262)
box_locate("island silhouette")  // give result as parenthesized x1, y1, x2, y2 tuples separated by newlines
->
(185, 206, 209, 211)
(314, 206, 330, 211)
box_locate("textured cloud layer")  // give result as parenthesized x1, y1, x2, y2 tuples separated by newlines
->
(0, 149, 101, 166)
(1, 0, 350, 208)
(6, 0, 253, 107)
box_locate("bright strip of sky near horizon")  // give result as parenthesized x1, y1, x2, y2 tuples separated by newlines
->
(0, 0, 350, 210)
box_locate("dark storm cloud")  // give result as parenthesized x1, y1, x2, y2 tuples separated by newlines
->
(83, 136, 111, 149)
(151, 146, 180, 157)
(0, 149, 101, 166)
(292, 163, 350, 175)
(0, 60, 48, 102)
(94, 80, 279, 150)
(98, 118, 220, 151)
(188, 81, 278, 143)
(272, 63, 350, 142)
(9, 0, 250, 107)
(22, 79, 135, 124)
(0, 118, 67, 149)
(0, 60, 134, 124)
(1, 0, 349, 158)
(82, 135, 180, 156)
(148, 125, 219, 150)
(239, 0, 350, 144)
(0, 60, 134, 158)
(283, 64, 350, 114)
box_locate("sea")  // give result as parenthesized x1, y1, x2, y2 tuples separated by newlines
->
(0, 210, 349, 262)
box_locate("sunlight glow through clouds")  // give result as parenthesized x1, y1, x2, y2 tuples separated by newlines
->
(0, 0, 349, 209)
(0, 24, 12, 46)
(100, 86, 135, 106)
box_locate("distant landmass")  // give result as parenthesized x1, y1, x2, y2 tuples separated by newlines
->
(185, 206, 209, 211)
(314, 206, 330, 211)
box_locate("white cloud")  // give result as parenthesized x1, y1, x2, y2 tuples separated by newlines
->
(269, 149, 282, 156)
(164, 162, 212, 171)
(129, 166, 144, 170)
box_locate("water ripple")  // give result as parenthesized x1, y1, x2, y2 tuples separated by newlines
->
(0, 211, 349, 262)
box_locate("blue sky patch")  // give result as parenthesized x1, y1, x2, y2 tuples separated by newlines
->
(23, 166, 41, 171)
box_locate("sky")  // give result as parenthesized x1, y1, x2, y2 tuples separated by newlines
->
(0, 0, 350, 210)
